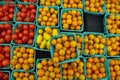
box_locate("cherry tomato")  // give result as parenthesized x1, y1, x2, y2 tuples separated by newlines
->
(17, 40, 23, 44)
(4, 46, 10, 53)
(21, 8, 27, 13)
(2, 59, 10, 67)
(29, 4, 35, 9)
(22, 36, 28, 43)
(20, 12, 26, 19)
(16, 16, 22, 22)
(29, 32, 34, 38)
(0, 12, 4, 18)
(17, 4, 23, 9)
(23, 30, 29, 36)
(12, 34, 18, 40)
(3, 73, 9, 80)
(5, 53, 10, 59)
(15, 28, 20, 34)
(0, 38, 5, 44)
(7, 29, 12, 34)
(29, 24, 35, 30)
(0, 54, 5, 61)
(5, 34, 11, 43)
(23, 24, 28, 30)
(0, 72, 3, 78)
(9, 8, 14, 13)
(5, 24, 12, 29)
(28, 39, 33, 45)
(1, 31, 6, 37)
(18, 33, 23, 39)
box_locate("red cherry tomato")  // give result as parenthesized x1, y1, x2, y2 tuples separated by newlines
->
(28, 39, 33, 45)
(18, 33, 23, 39)
(17, 4, 23, 9)
(29, 24, 35, 30)
(17, 40, 23, 44)
(7, 29, 12, 34)
(3, 73, 9, 80)
(5, 24, 12, 29)
(1, 31, 6, 37)
(4, 46, 10, 53)
(0, 54, 5, 61)
(29, 32, 34, 38)
(5, 53, 10, 59)
(0, 72, 3, 78)
(12, 34, 18, 40)
(5, 34, 11, 43)
(16, 16, 22, 22)
(0, 38, 5, 44)
(22, 36, 28, 43)
(23, 30, 29, 36)
(2, 59, 10, 67)
(23, 24, 29, 30)
(15, 28, 20, 34)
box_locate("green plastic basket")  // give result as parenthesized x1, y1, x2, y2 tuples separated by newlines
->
(0, 70, 10, 80)
(36, 6, 59, 28)
(104, 13, 120, 35)
(14, 2, 36, 23)
(0, 2, 15, 22)
(50, 32, 79, 64)
(11, 22, 36, 47)
(85, 56, 109, 80)
(84, 0, 106, 14)
(35, 27, 60, 52)
(60, 9, 84, 32)
(11, 70, 36, 80)
(0, 44, 12, 69)
(10, 45, 35, 71)
(60, 56, 86, 80)
(60, 32, 83, 56)
(108, 58, 120, 80)
(36, 58, 61, 80)
(105, 34, 120, 57)
(83, 32, 106, 56)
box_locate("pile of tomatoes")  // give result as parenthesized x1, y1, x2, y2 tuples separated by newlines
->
(0, 24, 12, 44)
(16, 4, 36, 22)
(0, 46, 10, 68)
(0, 72, 9, 80)
(0, 3, 14, 21)
(12, 24, 35, 45)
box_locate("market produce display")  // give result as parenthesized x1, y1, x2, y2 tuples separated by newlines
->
(0, 0, 120, 80)
(84, 33, 105, 55)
